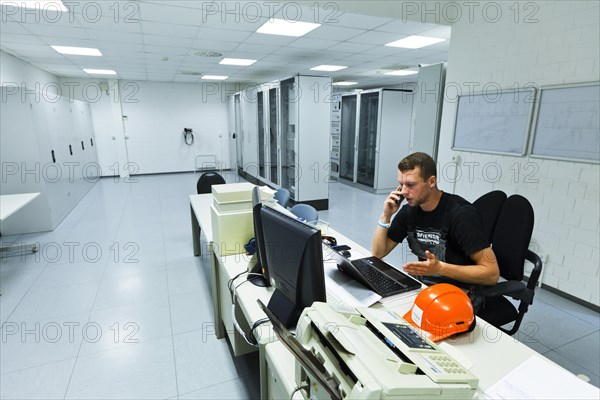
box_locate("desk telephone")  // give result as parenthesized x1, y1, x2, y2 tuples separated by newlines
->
(295, 302, 478, 399)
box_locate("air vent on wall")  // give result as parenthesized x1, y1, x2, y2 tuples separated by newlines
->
(180, 71, 203, 76)
(191, 49, 223, 57)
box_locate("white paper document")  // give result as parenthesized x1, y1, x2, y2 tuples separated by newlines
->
(483, 355, 600, 400)
(323, 259, 382, 309)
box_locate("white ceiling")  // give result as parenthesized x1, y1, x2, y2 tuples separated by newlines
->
(0, 1, 452, 88)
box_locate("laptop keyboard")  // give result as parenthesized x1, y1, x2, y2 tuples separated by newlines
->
(352, 259, 407, 296)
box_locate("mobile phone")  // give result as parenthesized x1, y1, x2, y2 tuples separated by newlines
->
(331, 244, 351, 251)
(395, 194, 405, 204)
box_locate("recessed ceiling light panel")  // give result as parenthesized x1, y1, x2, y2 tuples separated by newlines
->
(52, 46, 102, 56)
(310, 65, 347, 72)
(384, 70, 418, 76)
(334, 81, 358, 86)
(257, 18, 320, 37)
(385, 35, 446, 49)
(219, 58, 257, 66)
(201, 75, 228, 80)
(83, 69, 116, 75)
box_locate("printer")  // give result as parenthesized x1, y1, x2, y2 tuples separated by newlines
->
(293, 302, 478, 399)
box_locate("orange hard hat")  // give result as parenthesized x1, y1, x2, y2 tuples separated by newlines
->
(403, 283, 475, 342)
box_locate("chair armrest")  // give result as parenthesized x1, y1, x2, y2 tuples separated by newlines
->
(480, 281, 527, 299)
(525, 249, 543, 291)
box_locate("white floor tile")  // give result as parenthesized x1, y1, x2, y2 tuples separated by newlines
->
(30, 260, 106, 290)
(0, 312, 89, 373)
(0, 358, 76, 400)
(66, 337, 177, 400)
(173, 330, 250, 394)
(169, 290, 214, 336)
(9, 281, 100, 321)
(93, 269, 169, 310)
(80, 297, 172, 356)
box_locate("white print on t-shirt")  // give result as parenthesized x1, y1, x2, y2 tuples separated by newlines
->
(415, 229, 441, 245)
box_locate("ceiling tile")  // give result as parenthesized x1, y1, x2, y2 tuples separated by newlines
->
(304, 25, 366, 41)
(140, 21, 198, 37)
(243, 33, 297, 47)
(1, 19, 33, 34)
(287, 37, 339, 50)
(144, 44, 190, 56)
(86, 30, 143, 44)
(138, 2, 205, 25)
(190, 39, 239, 52)
(376, 20, 440, 35)
(0, 33, 46, 45)
(348, 30, 404, 46)
(143, 34, 193, 47)
(195, 27, 252, 43)
(333, 13, 393, 29)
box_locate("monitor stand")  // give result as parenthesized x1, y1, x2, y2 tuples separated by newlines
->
(267, 289, 300, 328)
(247, 274, 269, 287)
(247, 262, 269, 287)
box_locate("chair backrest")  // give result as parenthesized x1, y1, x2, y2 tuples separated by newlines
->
(491, 194, 534, 281)
(273, 188, 291, 208)
(290, 204, 318, 222)
(197, 172, 226, 194)
(473, 190, 507, 244)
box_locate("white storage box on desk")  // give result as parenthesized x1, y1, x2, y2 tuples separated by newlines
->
(210, 183, 273, 256)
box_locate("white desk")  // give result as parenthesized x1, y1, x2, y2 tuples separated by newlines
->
(190, 193, 227, 339)
(188, 200, 597, 399)
(189, 193, 213, 257)
(0, 193, 40, 255)
(0, 193, 40, 221)
(221, 229, 597, 399)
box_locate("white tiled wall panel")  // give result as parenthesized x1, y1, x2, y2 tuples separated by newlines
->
(437, 1, 600, 305)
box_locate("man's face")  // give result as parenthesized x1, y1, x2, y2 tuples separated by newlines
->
(397, 167, 435, 207)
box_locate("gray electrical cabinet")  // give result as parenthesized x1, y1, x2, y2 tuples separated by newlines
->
(338, 88, 414, 194)
(233, 75, 331, 210)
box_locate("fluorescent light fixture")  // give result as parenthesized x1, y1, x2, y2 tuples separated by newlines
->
(311, 65, 347, 72)
(256, 18, 320, 37)
(385, 35, 446, 49)
(219, 58, 257, 66)
(201, 75, 228, 80)
(83, 69, 116, 75)
(0, 0, 68, 12)
(52, 46, 102, 56)
(384, 70, 418, 76)
(334, 81, 358, 86)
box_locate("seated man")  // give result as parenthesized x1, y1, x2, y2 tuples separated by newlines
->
(372, 152, 499, 307)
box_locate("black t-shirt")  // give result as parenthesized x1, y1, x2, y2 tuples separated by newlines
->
(388, 192, 489, 266)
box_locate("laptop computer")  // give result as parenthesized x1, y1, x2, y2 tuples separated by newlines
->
(333, 253, 422, 298)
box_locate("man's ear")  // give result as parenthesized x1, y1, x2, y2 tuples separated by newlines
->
(429, 175, 437, 188)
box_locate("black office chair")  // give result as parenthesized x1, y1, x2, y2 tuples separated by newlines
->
(477, 194, 543, 335)
(196, 172, 225, 194)
(473, 190, 507, 244)
(290, 204, 318, 222)
(273, 188, 291, 208)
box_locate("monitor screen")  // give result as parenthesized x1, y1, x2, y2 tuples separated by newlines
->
(260, 205, 326, 328)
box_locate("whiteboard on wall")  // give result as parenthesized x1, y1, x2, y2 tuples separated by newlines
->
(530, 82, 599, 163)
(452, 89, 535, 155)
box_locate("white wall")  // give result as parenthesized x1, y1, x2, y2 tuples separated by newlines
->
(437, 1, 599, 305)
(119, 81, 230, 175)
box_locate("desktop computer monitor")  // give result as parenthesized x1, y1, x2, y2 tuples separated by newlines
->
(260, 205, 326, 328)
(247, 186, 270, 287)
